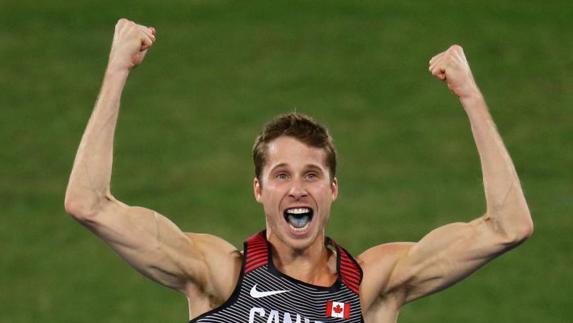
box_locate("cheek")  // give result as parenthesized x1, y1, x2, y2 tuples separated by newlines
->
(313, 183, 335, 198)
(260, 186, 283, 209)
(266, 181, 289, 194)
(314, 187, 336, 210)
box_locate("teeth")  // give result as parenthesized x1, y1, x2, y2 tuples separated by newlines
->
(286, 208, 311, 214)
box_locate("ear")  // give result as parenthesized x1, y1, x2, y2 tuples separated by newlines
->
(253, 177, 262, 203)
(330, 177, 338, 201)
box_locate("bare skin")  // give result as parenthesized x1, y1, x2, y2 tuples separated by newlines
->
(65, 19, 533, 322)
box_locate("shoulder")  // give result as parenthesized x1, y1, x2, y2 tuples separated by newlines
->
(357, 242, 414, 268)
(184, 233, 243, 302)
(356, 242, 415, 310)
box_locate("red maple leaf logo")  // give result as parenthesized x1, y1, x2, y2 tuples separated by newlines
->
(333, 305, 343, 314)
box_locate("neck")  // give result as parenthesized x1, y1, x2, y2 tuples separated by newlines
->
(266, 231, 337, 287)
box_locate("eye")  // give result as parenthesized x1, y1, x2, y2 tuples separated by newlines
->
(275, 173, 289, 180)
(305, 172, 319, 180)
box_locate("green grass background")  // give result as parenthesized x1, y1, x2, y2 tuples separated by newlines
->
(1, 0, 571, 322)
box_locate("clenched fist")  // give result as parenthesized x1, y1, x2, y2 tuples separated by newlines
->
(108, 18, 156, 71)
(429, 45, 481, 100)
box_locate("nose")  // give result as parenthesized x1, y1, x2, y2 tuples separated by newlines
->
(288, 179, 308, 200)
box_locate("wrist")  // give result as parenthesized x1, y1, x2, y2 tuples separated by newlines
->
(105, 64, 130, 77)
(458, 82, 482, 99)
(100, 65, 130, 94)
(460, 92, 490, 122)
(459, 87, 485, 108)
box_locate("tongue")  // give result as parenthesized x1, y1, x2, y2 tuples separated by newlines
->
(287, 214, 310, 228)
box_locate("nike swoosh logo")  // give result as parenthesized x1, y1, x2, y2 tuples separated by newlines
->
(249, 284, 290, 298)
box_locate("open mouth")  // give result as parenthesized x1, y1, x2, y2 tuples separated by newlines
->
(283, 207, 314, 231)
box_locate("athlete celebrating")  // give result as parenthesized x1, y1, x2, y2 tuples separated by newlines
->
(65, 19, 533, 323)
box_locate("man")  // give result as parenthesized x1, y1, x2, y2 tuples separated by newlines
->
(65, 19, 533, 323)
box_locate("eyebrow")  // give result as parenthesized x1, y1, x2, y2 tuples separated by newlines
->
(269, 163, 288, 173)
(269, 163, 325, 173)
(304, 164, 324, 173)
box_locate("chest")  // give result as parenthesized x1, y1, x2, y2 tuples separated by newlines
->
(191, 265, 363, 323)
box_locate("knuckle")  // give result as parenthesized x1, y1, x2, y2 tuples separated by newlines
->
(118, 18, 131, 26)
(450, 44, 463, 52)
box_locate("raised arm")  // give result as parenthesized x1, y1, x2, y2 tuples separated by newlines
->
(65, 18, 154, 219)
(359, 45, 533, 308)
(64, 19, 240, 297)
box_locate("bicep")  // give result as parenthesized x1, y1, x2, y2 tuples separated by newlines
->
(77, 198, 206, 292)
(392, 216, 514, 303)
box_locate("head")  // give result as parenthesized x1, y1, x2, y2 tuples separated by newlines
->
(252, 113, 338, 250)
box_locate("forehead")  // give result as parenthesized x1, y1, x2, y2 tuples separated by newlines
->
(264, 136, 328, 171)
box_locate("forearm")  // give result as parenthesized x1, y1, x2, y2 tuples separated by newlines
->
(461, 92, 533, 240)
(65, 67, 130, 216)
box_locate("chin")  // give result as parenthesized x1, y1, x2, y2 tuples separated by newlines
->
(279, 225, 323, 251)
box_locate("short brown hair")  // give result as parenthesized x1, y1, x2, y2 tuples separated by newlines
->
(252, 113, 336, 181)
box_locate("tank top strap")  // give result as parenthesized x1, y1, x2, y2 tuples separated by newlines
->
(330, 238, 363, 295)
(244, 231, 269, 273)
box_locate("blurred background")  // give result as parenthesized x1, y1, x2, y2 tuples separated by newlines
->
(1, 0, 571, 322)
